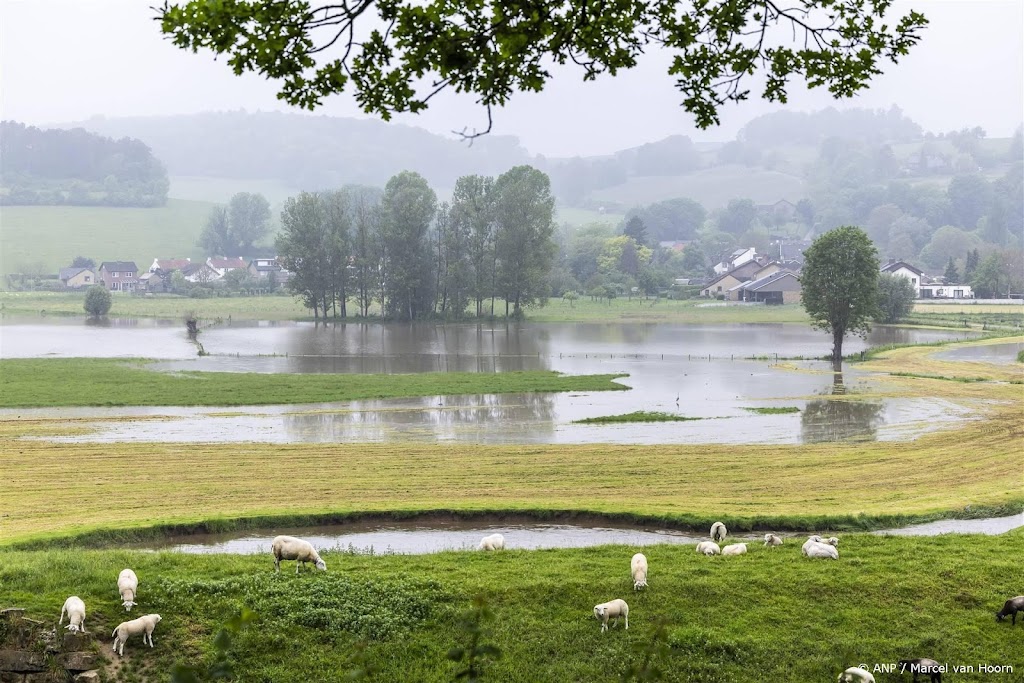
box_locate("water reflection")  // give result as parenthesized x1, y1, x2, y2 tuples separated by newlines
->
(800, 375, 885, 443)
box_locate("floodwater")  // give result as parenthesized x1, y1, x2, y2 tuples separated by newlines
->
(935, 341, 1023, 365)
(127, 514, 1024, 555)
(0, 317, 985, 444)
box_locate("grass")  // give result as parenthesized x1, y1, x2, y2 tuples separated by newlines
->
(0, 535, 1021, 681)
(574, 411, 704, 424)
(0, 358, 627, 408)
(742, 406, 800, 414)
(0, 199, 217, 280)
(1017, 349, 1024, 363)
(587, 165, 806, 209)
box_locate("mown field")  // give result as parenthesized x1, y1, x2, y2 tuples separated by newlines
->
(1, 534, 1022, 682)
(0, 200, 216, 279)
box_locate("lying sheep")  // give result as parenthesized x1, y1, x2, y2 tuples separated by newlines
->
(695, 541, 721, 556)
(593, 599, 629, 632)
(826, 536, 840, 547)
(764, 534, 783, 547)
(478, 533, 505, 551)
(630, 553, 648, 590)
(898, 658, 942, 682)
(838, 666, 875, 683)
(118, 568, 138, 612)
(996, 595, 1024, 624)
(805, 542, 839, 560)
(801, 536, 824, 556)
(710, 522, 727, 543)
(722, 543, 747, 556)
(272, 535, 327, 573)
(59, 596, 86, 633)
(111, 614, 161, 656)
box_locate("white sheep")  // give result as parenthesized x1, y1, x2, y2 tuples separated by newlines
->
(593, 599, 629, 632)
(272, 535, 327, 573)
(826, 536, 840, 547)
(801, 536, 824, 556)
(695, 541, 721, 556)
(630, 553, 648, 590)
(838, 666, 875, 682)
(805, 542, 839, 560)
(710, 522, 727, 542)
(478, 533, 505, 551)
(721, 543, 747, 556)
(764, 534, 783, 547)
(111, 614, 161, 656)
(118, 568, 138, 612)
(59, 596, 86, 633)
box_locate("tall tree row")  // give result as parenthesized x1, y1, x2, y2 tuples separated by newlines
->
(276, 166, 556, 321)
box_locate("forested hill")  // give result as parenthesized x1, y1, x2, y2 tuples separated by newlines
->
(67, 111, 533, 192)
(0, 121, 169, 207)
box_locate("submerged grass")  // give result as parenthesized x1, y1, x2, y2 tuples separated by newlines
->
(742, 406, 800, 414)
(573, 411, 703, 424)
(0, 536, 1021, 681)
(0, 358, 627, 407)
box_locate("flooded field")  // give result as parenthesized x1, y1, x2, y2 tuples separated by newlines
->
(126, 513, 1024, 555)
(935, 340, 1023, 365)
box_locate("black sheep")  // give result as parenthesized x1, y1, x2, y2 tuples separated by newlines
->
(996, 595, 1024, 624)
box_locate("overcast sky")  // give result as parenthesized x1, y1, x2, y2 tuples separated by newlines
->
(1, 0, 1021, 157)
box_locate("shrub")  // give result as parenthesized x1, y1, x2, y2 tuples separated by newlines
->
(83, 285, 112, 317)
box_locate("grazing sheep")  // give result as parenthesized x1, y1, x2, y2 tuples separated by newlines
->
(898, 658, 942, 682)
(826, 536, 840, 547)
(630, 553, 648, 590)
(478, 533, 505, 551)
(118, 568, 138, 611)
(722, 543, 747, 556)
(801, 536, 824, 556)
(593, 599, 629, 632)
(804, 542, 839, 560)
(764, 533, 783, 547)
(272, 535, 327, 573)
(710, 522, 727, 543)
(996, 595, 1024, 624)
(111, 614, 161, 656)
(838, 667, 875, 683)
(59, 596, 86, 633)
(695, 541, 721, 556)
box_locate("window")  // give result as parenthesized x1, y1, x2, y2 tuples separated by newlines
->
(911, 277, 917, 285)
(84, 276, 91, 282)
(113, 272, 119, 277)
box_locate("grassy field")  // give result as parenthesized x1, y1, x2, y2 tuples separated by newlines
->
(574, 411, 703, 423)
(0, 359, 626, 408)
(588, 165, 806, 209)
(0, 200, 217, 280)
(1, 534, 1022, 682)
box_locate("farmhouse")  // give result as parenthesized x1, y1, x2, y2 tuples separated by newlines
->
(880, 260, 924, 296)
(207, 256, 248, 277)
(919, 283, 974, 299)
(58, 267, 96, 289)
(736, 270, 802, 304)
(701, 259, 764, 299)
(98, 261, 139, 292)
(149, 258, 191, 273)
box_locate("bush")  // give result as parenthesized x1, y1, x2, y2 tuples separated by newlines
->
(875, 272, 915, 323)
(83, 285, 112, 317)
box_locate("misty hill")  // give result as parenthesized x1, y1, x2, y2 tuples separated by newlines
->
(0, 121, 169, 207)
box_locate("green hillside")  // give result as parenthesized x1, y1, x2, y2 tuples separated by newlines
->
(0, 198, 216, 279)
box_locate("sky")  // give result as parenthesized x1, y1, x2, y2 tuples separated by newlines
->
(1, 0, 1022, 157)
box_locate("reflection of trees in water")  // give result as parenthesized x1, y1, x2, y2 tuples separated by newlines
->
(282, 393, 556, 443)
(800, 374, 884, 443)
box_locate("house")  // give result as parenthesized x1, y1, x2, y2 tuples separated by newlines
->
(98, 261, 139, 292)
(149, 258, 191, 274)
(756, 199, 797, 224)
(770, 239, 811, 267)
(58, 267, 96, 289)
(138, 272, 169, 293)
(713, 247, 758, 275)
(247, 257, 292, 283)
(181, 261, 221, 283)
(880, 260, 924, 297)
(737, 270, 802, 304)
(206, 256, 248, 277)
(701, 259, 765, 298)
(919, 283, 974, 299)
(751, 261, 783, 281)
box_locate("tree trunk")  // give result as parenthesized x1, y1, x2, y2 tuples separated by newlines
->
(832, 326, 844, 372)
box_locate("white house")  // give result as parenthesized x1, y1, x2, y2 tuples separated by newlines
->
(919, 283, 974, 299)
(880, 260, 924, 297)
(713, 247, 757, 275)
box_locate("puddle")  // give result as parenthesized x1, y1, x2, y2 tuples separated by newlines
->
(935, 341, 1024, 365)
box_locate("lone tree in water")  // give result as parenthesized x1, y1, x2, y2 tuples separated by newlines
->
(800, 226, 879, 371)
(83, 285, 112, 317)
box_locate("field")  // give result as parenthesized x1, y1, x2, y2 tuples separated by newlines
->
(168, 176, 298, 206)
(587, 165, 806, 209)
(0, 199, 216, 280)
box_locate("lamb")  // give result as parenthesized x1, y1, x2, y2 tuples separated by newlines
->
(826, 536, 840, 547)
(695, 541, 721, 556)
(804, 542, 839, 560)
(801, 536, 824, 556)
(593, 599, 629, 632)
(59, 596, 86, 633)
(898, 658, 942, 682)
(996, 595, 1024, 624)
(118, 568, 139, 611)
(478, 533, 505, 551)
(721, 543, 747, 556)
(111, 614, 161, 656)
(764, 534, 783, 547)
(837, 667, 875, 683)
(272, 535, 327, 573)
(630, 553, 648, 590)
(710, 522, 727, 543)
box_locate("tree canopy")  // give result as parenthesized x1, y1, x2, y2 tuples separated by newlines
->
(157, 0, 927, 135)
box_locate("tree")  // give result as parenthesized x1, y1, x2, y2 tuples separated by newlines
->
(964, 248, 980, 280)
(451, 175, 495, 316)
(875, 272, 915, 324)
(943, 257, 959, 284)
(71, 256, 95, 269)
(228, 192, 272, 252)
(716, 199, 758, 235)
(946, 174, 992, 229)
(199, 206, 233, 255)
(276, 192, 333, 318)
(623, 198, 706, 242)
(158, 2, 926, 136)
(380, 171, 437, 320)
(623, 216, 649, 247)
(83, 285, 112, 317)
(346, 185, 384, 317)
(800, 226, 879, 370)
(919, 225, 980, 271)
